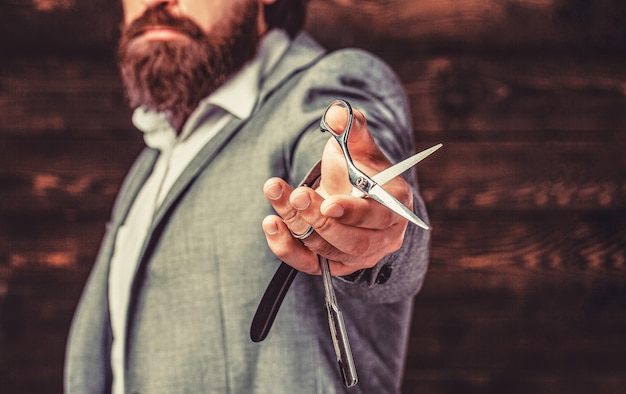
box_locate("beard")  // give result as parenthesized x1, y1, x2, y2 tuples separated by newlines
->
(117, 2, 260, 116)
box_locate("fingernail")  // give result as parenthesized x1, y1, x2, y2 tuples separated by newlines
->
(262, 219, 279, 235)
(333, 100, 347, 109)
(291, 190, 311, 210)
(265, 182, 283, 200)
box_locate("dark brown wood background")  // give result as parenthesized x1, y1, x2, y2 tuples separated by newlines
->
(1, 1, 625, 393)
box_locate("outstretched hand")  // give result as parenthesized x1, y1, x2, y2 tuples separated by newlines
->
(261, 103, 413, 276)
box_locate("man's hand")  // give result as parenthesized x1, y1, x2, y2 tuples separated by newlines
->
(261, 104, 413, 276)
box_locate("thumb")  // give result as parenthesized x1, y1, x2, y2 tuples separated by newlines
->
(322, 101, 381, 158)
(319, 101, 391, 196)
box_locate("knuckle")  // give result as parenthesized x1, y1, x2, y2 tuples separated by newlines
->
(280, 209, 300, 223)
(311, 215, 334, 234)
(302, 236, 329, 254)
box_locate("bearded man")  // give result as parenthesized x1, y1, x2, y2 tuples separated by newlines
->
(64, 0, 430, 393)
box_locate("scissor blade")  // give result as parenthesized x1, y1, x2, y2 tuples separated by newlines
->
(351, 143, 442, 198)
(373, 143, 442, 185)
(368, 183, 430, 230)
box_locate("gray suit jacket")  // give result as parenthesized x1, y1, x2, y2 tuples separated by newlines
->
(65, 32, 430, 394)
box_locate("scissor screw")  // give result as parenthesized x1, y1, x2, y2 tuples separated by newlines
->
(355, 177, 368, 190)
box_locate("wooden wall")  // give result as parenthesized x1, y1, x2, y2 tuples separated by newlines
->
(1, 1, 625, 392)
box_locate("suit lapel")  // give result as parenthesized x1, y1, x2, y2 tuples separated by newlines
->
(257, 32, 326, 108)
(151, 116, 245, 228)
(113, 148, 160, 226)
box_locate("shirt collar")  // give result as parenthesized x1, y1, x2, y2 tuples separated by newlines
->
(133, 29, 291, 149)
(206, 29, 290, 120)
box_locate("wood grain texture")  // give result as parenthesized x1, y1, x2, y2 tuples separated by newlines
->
(395, 55, 626, 135)
(0, 59, 133, 134)
(417, 142, 626, 211)
(0, 1, 624, 393)
(2, 0, 625, 54)
(307, 0, 626, 53)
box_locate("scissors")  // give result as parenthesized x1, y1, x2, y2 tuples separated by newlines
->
(251, 99, 442, 387)
(322, 100, 432, 229)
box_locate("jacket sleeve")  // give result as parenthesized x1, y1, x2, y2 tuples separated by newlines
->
(289, 48, 431, 304)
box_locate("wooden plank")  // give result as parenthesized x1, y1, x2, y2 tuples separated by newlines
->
(0, 58, 133, 134)
(426, 212, 626, 277)
(1, 266, 89, 394)
(307, 0, 626, 54)
(0, 216, 106, 268)
(402, 371, 626, 394)
(0, 137, 143, 216)
(416, 141, 626, 211)
(1, 1, 625, 54)
(403, 270, 626, 393)
(0, 0, 120, 54)
(395, 56, 626, 135)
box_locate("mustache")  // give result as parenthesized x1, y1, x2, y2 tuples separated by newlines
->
(122, 5, 206, 41)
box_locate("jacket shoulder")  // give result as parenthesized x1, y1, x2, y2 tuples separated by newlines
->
(304, 47, 404, 94)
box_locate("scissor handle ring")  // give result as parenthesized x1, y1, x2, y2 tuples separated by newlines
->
(320, 99, 354, 140)
(319, 99, 373, 194)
